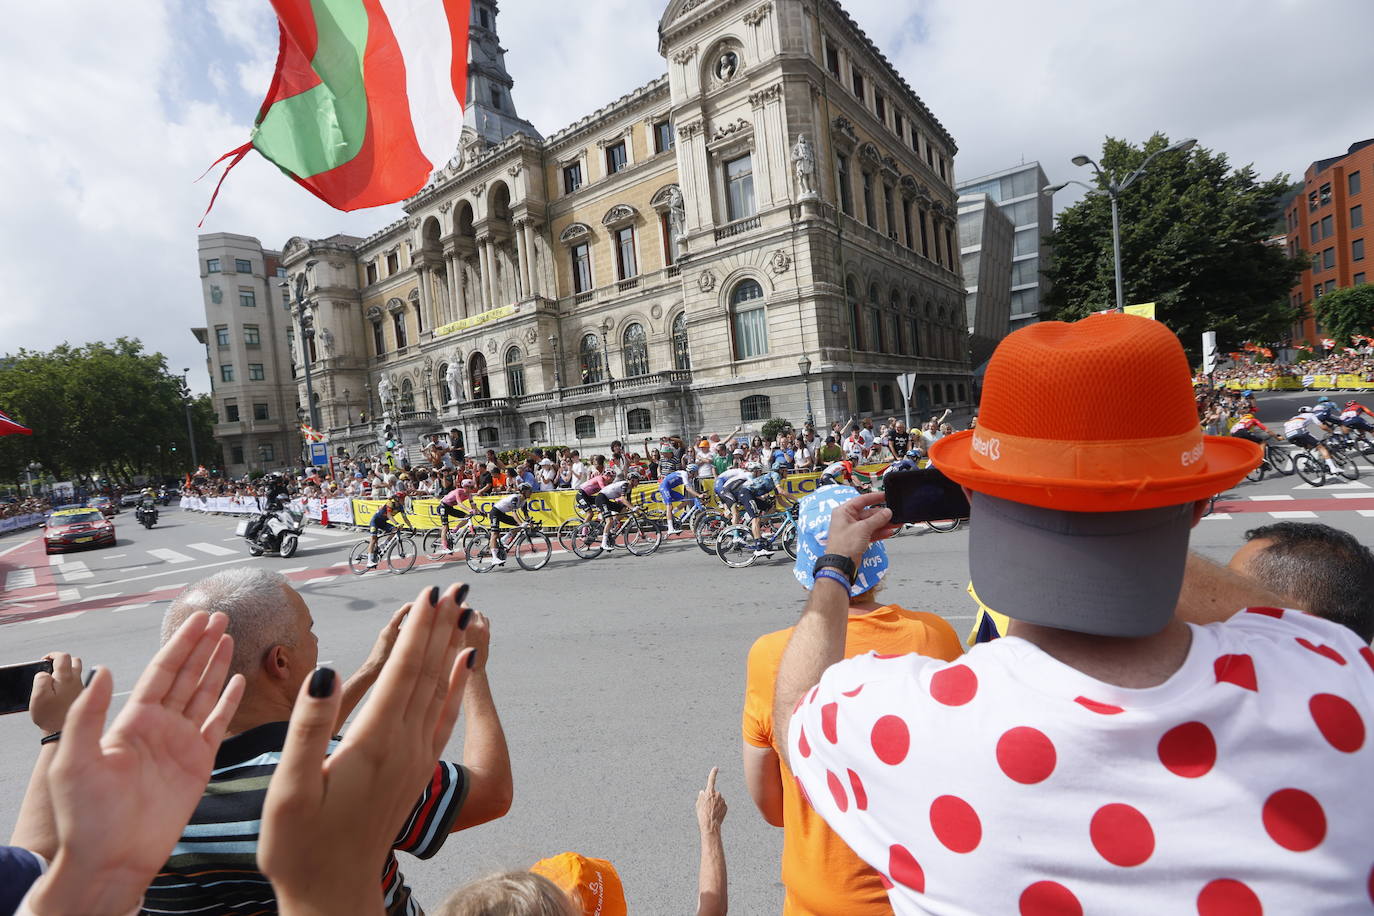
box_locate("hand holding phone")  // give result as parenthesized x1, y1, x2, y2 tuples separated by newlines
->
(881, 467, 971, 526)
(0, 658, 55, 716)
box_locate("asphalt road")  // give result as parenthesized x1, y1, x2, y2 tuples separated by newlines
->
(2, 387, 1372, 911)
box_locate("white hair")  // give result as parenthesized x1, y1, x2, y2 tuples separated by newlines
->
(162, 568, 296, 677)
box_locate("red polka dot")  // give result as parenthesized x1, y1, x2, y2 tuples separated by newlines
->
(929, 795, 982, 853)
(1090, 804, 1155, 867)
(1196, 878, 1262, 916)
(888, 844, 924, 891)
(878, 873, 893, 890)
(1157, 721, 1217, 778)
(826, 770, 848, 812)
(1245, 606, 1285, 619)
(871, 715, 910, 765)
(1074, 696, 1125, 715)
(1367, 862, 1374, 904)
(821, 702, 839, 744)
(807, 685, 820, 704)
(793, 693, 804, 714)
(798, 725, 811, 758)
(996, 726, 1057, 784)
(874, 652, 905, 660)
(1297, 638, 1347, 666)
(1262, 789, 1326, 851)
(842, 684, 864, 698)
(847, 768, 868, 810)
(1019, 881, 1082, 916)
(930, 664, 978, 706)
(1359, 647, 1374, 673)
(1214, 654, 1258, 691)
(1310, 693, 1365, 753)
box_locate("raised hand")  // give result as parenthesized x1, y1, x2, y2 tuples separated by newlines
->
(29, 652, 84, 735)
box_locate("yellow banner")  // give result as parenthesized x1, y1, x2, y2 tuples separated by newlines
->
(434, 305, 515, 338)
(1123, 302, 1156, 320)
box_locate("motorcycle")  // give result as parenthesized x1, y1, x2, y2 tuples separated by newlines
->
(237, 502, 304, 558)
(159, 486, 173, 506)
(135, 503, 159, 529)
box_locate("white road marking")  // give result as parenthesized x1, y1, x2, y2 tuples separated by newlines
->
(149, 548, 195, 564)
(222, 536, 242, 542)
(57, 588, 81, 602)
(1202, 513, 1232, 520)
(27, 611, 85, 625)
(5, 569, 36, 590)
(280, 567, 309, 574)
(85, 593, 122, 601)
(1292, 480, 1370, 490)
(112, 603, 151, 614)
(60, 562, 93, 581)
(0, 539, 34, 559)
(86, 558, 242, 588)
(48, 555, 64, 566)
(188, 542, 237, 556)
(158, 583, 189, 594)
(1269, 510, 1319, 519)
(304, 576, 337, 586)
(104, 553, 126, 559)
(1333, 493, 1374, 499)
(1247, 494, 1294, 501)
(1359, 510, 1374, 518)
(304, 527, 352, 538)
(125, 565, 147, 571)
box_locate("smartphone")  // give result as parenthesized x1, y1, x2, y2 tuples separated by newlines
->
(0, 659, 54, 715)
(882, 467, 971, 525)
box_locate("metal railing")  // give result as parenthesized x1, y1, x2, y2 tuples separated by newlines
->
(714, 215, 761, 241)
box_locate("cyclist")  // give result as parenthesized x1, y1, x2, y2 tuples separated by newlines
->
(658, 464, 706, 534)
(1229, 413, 1273, 445)
(486, 481, 535, 567)
(436, 477, 477, 554)
(576, 464, 613, 519)
(1309, 396, 1341, 426)
(884, 447, 924, 476)
(819, 459, 871, 491)
(1283, 410, 1341, 474)
(1340, 400, 1374, 434)
(596, 470, 640, 551)
(1239, 389, 1257, 413)
(714, 465, 753, 526)
(365, 492, 409, 569)
(740, 463, 795, 558)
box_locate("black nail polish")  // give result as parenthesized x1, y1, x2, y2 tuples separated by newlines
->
(428, 585, 441, 606)
(455, 583, 470, 606)
(459, 608, 473, 630)
(83, 667, 97, 688)
(466, 650, 477, 669)
(308, 667, 336, 698)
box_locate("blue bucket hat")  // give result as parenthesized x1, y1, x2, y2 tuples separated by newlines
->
(793, 485, 889, 597)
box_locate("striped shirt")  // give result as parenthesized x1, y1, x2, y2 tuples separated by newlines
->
(142, 722, 468, 916)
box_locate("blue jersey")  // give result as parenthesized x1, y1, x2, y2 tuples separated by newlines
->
(661, 470, 692, 490)
(743, 472, 780, 496)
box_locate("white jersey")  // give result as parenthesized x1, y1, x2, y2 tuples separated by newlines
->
(1284, 414, 1327, 440)
(715, 468, 751, 490)
(493, 494, 523, 513)
(600, 479, 632, 499)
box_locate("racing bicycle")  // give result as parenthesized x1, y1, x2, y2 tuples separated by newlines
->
(464, 518, 552, 572)
(569, 505, 663, 559)
(348, 525, 419, 575)
(715, 506, 799, 568)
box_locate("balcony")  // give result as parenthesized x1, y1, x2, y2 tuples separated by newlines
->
(617, 277, 639, 293)
(574, 291, 594, 305)
(714, 215, 761, 241)
(611, 369, 692, 393)
(460, 398, 512, 416)
(665, 264, 681, 278)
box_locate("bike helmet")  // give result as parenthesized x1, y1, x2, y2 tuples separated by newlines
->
(1241, 390, 1252, 397)
(745, 461, 763, 472)
(771, 462, 789, 475)
(626, 469, 643, 481)
(684, 463, 699, 477)
(906, 447, 922, 458)
(1317, 396, 1332, 404)
(518, 481, 533, 492)
(461, 478, 475, 488)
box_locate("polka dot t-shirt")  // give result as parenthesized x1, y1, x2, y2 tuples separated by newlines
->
(788, 608, 1374, 915)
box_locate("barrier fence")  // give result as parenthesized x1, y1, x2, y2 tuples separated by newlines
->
(0, 513, 45, 535)
(1218, 374, 1374, 391)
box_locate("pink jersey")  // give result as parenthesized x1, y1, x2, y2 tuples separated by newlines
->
(579, 473, 609, 495)
(441, 487, 471, 507)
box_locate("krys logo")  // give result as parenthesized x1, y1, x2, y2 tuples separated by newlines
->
(971, 434, 1001, 461)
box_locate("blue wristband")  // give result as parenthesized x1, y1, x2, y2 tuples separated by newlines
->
(813, 568, 852, 591)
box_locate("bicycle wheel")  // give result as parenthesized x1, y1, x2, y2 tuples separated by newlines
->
(386, 535, 417, 574)
(624, 515, 663, 556)
(348, 541, 373, 575)
(694, 512, 728, 555)
(571, 521, 604, 559)
(715, 526, 757, 568)
(1268, 446, 1295, 475)
(514, 530, 552, 570)
(1358, 439, 1374, 467)
(557, 518, 581, 552)
(422, 529, 451, 560)
(925, 518, 963, 532)
(1245, 461, 1266, 483)
(1335, 452, 1360, 480)
(782, 521, 799, 559)
(1295, 453, 1325, 487)
(464, 536, 492, 573)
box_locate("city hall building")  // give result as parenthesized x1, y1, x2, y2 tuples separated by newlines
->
(198, 0, 972, 471)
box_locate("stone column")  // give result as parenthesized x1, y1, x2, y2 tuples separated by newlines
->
(478, 239, 495, 311)
(453, 259, 468, 319)
(522, 221, 539, 298)
(417, 265, 433, 327)
(514, 222, 531, 302)
(445, 254, 461, 321)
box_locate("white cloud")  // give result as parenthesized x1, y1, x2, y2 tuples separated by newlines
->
(0, 0, 1369, 396)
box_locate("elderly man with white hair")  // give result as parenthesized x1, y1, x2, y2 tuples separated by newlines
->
(142, 569, 512, 916)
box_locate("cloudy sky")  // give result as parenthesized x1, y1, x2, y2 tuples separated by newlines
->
(2, 0, 1370, 393)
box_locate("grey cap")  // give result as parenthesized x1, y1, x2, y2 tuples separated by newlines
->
(968, 492, 1194, 638)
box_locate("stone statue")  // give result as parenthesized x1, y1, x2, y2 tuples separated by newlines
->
(318, 327, 334, 357)
(716, 51, 738, 82)
(668, 186, 687, 259)
(792, 134, 817, 199)
(377, 375, 394, 414)
(445, 360, 463, 404)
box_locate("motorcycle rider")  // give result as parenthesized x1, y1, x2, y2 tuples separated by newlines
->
(137, 486, 159, 525)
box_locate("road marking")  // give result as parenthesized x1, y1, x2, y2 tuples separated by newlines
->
(1247, 495, 1294, 501)
(1202, 513, 1232, 520)
(48, 555, 64, 566)
(57, 588, 81, 602)
(280, 566, 309, 574)
(112, 603, 151, 614)
(0, 540, 34, 559)
(1333, 493, 1374, 499)
(304, 576, 337, 586)
(160, 583, 188, 594)
(188, 542, 237, 556)
(125, 565, 147, 571)
(1359, 510, 1374, 518)
(149, 548, 195, 564)
(304, 527, 352, 538)
(5, 569, 36, 590)
(1293, 480, 1370, 490)
(61, 562, 93, 581)
(222, 536, 242, 542)
(27, 611, 85, 625)
(1269, 510, 1319, 519)
(104, 553, 126, 559)
(86, 558, 242, 588)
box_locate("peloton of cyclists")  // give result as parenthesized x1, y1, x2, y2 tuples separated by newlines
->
(1284, 408, 1342, 475)
(595, 470, 640, 551)
(658, 464, 706, 535)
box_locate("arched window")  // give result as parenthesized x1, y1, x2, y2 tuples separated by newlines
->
(371, 320, 385, 356)
(672, 312, 691, 370)
(438, 363, 452, 405)
(945, 383, 956, 404)
(730, 280, 768, 359)
(505, 346, 525, 398)
(580, 333, 604, 384)
(627, 407, 652, 434)
(528, 420, 547, 442)
(469, 352, 490, 401)
(392, 310, 408, 350)
(932, 384, 943, 405)
(880, 384, 895, 411)
(857, 385, 873, 413)
(957, 383, 967, 402)
(917, 384, 931, 413)
(399, 378, 415, 415)
(740, 394, 771, 422)
(622, 323, 650, 377)
(868, 283, 883, 352)
(477, 426, 500, 446)
(575, 415, 597, 439)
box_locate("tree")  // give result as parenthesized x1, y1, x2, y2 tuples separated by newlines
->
(1315, 285, 1374, 347)
(1043, 134, 1305, 357)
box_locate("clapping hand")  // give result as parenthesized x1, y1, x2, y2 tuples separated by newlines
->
(29, 652, 84, 735)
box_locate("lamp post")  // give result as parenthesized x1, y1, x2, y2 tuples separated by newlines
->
(548, 335, 562, 390)
(180, 368, 199, 470)
(281, 270, 320, 431)
(797, 355, 814, 427)
(296, 406, 308, 467)
(1044, 137, 1196, 311)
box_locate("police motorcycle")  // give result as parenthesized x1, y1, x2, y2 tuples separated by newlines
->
(135, 490, 159, 529)
(237, 474, 304, 558)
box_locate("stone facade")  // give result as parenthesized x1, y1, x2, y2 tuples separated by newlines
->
(243, 0, 972, 463)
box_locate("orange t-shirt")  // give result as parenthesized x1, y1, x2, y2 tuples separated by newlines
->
(742, 604, 964, 916)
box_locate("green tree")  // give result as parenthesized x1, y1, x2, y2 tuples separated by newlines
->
(1043, 134, 1305, 356)
(1315, 285, 1374, 347)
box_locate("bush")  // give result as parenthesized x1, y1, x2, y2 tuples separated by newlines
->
(761, 417, 793, 441)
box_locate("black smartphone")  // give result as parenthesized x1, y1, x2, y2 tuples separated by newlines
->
(0, 659, 54, 715)
(882, 467, 971, 525)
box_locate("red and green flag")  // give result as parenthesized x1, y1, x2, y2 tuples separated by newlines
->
(204, 0, 470, 218)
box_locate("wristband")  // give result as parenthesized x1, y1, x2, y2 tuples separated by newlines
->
(40, 732, 60, 746)
(813, 568, 852, 591)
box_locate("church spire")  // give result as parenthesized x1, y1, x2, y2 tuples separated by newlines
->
(463, 0, 543, 144)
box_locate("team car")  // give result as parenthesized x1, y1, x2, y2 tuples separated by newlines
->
(86, 495, 117, 517)
(44, 508, 116, 555)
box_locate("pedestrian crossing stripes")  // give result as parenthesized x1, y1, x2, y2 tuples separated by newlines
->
(187, 542, 237, 556)
(60, 562, 93, 581)
(4, 569, 35, 590)
(1268, 510, 1320, 519)
(148, 548, 195, 564)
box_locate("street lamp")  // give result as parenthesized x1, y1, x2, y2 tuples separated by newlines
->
(180, 368, 199, 470)
(548, 335, 562, 390)
(281, 268, 320, 431)
(1045, 137, 1196, 311)
(797, 355, 814, 427)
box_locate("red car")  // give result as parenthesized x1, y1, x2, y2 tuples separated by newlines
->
(45, 508, 116, 555)
(87, 496, 117, 517)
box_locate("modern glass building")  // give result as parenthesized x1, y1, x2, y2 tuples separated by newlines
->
(956, 162, 1052, 330)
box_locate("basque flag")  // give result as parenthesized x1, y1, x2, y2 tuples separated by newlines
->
(0, 408, 32, 437)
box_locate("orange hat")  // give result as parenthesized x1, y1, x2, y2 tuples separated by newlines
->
(931, 314, 1260, 512)
(529, 852, 627, 916)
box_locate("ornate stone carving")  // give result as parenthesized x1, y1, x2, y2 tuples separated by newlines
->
(791, 134, 817, 199)
(422, 355, 434, 373)
(677, 0, 709, 17)
(677, 120, 704, 140)
(671, 45, 698, 65)
(507, 165, 522, 178)
(318, 327, 335, 356)
(559, 222, 592, 244)
(601, 204, 638, 227)
(366, 305, 383, 322)
(712, 118, 751, 141)
(832, 117, 857, 145)
(667, 186, 687, 260)
(486, 338, 497, 355)
(524, 328, 537, 345)
(470, 182, 486, 200)
(748, 84, 783, 108)
(743, 2, 773, 26)
(210, 285, 222, 305)
(386, 297, 407, 313)
(898, 174, 918, 194)
(445, 360, 463, 404)
(714, 50, 739, 82)
(770, 250, 792, 274)
(698, 270, 716, 293)
(439, 201, 453, 214)
(859, 142, 881, 164)
(650, 303, 663, 320)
